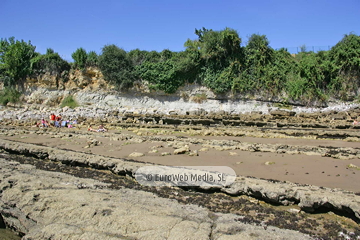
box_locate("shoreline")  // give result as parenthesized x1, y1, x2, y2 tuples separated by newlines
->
(0, 124, 360, 192)
(0, 138, 359, 239)
(1, 102, 360, 239)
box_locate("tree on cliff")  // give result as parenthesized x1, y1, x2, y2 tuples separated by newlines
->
(328, 33, 360, 98)
(234, 34, 275, 94)
(98, 44, 135, 90)
(72, 47, 88, 69)
(86, 51, 98, 67)
(0, 37, 36, 90)
(184, 27, 243, 94)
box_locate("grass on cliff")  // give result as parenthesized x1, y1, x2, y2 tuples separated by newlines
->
(273, 103, 293, 110)
(60, 95, 79, 109)
(191, 93, 207, 103)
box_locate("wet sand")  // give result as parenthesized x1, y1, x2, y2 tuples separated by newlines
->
(2, 127, 359, 192)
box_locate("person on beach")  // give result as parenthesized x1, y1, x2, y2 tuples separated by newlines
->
(66, 119, 78, 128)
(88, 125, 107, 132)
(41, 118, 49, 127)
(97, 124, 107, 132)
(55, 114, 62, 127)
(49, 113, 56, 126)
(56, 114, 62, 122)
(67, 120, 73, 128)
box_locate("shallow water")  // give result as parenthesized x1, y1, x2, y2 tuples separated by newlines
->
(0, 229, 21, 240)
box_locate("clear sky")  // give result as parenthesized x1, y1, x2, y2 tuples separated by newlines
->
(1, 0, 359, 61)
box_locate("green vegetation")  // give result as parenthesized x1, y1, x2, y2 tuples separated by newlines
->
(60, 95, 79, 109)
(98, 44, 135, 90)
(191, 93, 207, 103)
(1, 31, 360, 106)
(0, 87, 21, 106)
(71, 48, 99, 69)
(0, 37, 36, 89)
(71, 47, 87, 69)
(31, 48, 71, 81)
(86, 51, 98, 67)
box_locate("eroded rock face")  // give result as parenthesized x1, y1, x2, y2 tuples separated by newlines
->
(0, 159, 312, 240)
(66, 67, 107, 91)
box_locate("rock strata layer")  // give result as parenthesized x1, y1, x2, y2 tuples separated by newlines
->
(0, 138, 359, 223)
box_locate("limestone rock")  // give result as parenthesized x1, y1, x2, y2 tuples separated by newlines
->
(0, 159, 210, 239)
(348, 163, 360, 170)
(188, 150, 199, 156)
(270, 110, 296, 117)
(199, 148, 209, 152)
(0, 139, 359, 223)
(174, 145, 190, 155)
(128, 152, 145, 158)
(87, 139, 100, 147)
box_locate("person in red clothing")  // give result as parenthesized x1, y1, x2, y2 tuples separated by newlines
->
(55, 114, 62, 122)
(54, 114, 62, 127)
(49, 113, 56, 126)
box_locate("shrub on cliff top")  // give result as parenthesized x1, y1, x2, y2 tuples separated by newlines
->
(98, 44, 135, 90)
(87, 51, 98, 67)
(31, 48, 71, 79)
(72, 48, 88, 70)
(0, 87, 21, 106)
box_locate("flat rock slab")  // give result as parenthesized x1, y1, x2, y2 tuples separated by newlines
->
(0, 159, 312, 239)
(0, 138, 359, 223)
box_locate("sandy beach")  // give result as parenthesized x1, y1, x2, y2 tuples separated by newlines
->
(2, 125, 359, 192)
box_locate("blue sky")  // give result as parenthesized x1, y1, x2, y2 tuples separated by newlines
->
(1, 0, 359, 61)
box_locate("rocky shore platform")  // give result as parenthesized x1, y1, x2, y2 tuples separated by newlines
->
(1, 104, 360, 239)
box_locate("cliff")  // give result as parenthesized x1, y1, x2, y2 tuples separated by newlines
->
(10, 67, 357, 116)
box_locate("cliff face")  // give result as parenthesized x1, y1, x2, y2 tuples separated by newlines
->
(26, 67, 108, 92)
(20, 67, 355, 115)
(25, 67, 112, 107)
(24, 67, 233, 113)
